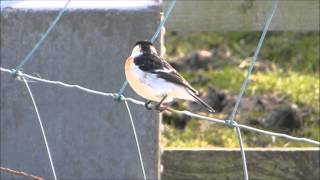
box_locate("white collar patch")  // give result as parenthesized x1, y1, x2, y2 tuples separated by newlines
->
(131, 45, 142, 58)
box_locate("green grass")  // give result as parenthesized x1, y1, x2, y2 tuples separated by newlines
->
(182, 68, 319, 110)
(162, 32, 320, 148)
(163, 68, 320, 147)
(162, 120, 239, 147)
(166, 32, 319, 73)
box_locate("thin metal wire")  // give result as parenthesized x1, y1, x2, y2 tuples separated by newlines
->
(22, 77, 57, 180)
(1, 67, 319, 145)
(123, 100, 147, 180)
(230, 0, 278, 121)
(0, 167, 44, 180)
(235, 128, 248, 180)
(118, 0, 177, 95)
(150, 0, 176, 43)
(3, 0, 313, 179)
(167, 108, 320, 145)
(117, 80, 128, 95)
(229, 1, 278, 179)
(16, 0, 71, 70)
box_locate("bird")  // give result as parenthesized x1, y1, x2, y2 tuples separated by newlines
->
(125, 40, 215, 113)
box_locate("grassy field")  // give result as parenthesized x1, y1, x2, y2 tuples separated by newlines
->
(162, 32, 319, 148)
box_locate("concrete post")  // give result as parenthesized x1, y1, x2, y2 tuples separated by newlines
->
(1, 2, 161, 179)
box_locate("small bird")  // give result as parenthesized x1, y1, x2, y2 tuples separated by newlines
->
(125, 40, 215, 113)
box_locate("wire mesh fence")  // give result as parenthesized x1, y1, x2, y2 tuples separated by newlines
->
(1, 0, 319, 180)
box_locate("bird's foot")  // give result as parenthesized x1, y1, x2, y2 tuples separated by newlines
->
(154, 95, 167, 112)
(144, 101, 165, 112)
(144, 101, 152, 110)
(154, 104, 165, 112)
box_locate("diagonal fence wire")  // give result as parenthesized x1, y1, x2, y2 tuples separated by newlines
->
(235, 128, 248, 180)
(228, 1, 278, 179)
(123, 99, 147, 180)
(117, 0, 177, 95)
(150, 0, 177, 44)
(16, 0, 71, 71)
(230, 0, 278, 122)
(22, 77, 57, 180)
(9, 1, 71, 179)
(0, 167, 44, 180)
(7, 0, 174, 178)
(115, 1, 177, 178)
(1, 67, 319, 146)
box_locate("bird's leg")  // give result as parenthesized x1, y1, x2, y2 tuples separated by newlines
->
(144, 100, 152, 110)
(155, 95, 167, 112)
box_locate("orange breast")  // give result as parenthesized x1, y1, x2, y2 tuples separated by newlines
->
(125, 56, 160, 101)
(125, 56, 145, 92)
(125, 56, 133, 73)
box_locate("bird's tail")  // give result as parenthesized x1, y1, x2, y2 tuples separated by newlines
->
(186, 89, 215, 113)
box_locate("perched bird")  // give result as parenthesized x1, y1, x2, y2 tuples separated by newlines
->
(125, 40, 215, 112)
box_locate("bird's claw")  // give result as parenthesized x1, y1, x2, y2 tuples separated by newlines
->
(144, 101, 152, 110)
(144, 101, 165, 112)
(154, 104, 165, 112)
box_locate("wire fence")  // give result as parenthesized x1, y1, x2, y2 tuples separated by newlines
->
(0, 167, 44, 180)
(1, 67, 319, 146)
(1, 0, 319, 180)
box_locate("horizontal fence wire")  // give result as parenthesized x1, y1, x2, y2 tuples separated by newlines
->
(1, 67, 319, 146)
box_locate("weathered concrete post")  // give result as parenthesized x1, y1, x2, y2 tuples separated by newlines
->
(1, 1, 161, 179)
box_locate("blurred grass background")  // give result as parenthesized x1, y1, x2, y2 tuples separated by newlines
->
(162, 32, 319, 148)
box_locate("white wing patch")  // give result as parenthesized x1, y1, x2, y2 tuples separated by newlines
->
(153, 68, 175, 73)
(149, 46, 158, 55)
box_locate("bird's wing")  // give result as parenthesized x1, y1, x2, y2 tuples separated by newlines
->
(133, 54, 171, 72)
(134, 54, 199, 95)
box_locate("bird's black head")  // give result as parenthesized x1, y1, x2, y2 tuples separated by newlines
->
(131, 40, 157, 57)
(134, 40, 153, 47)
